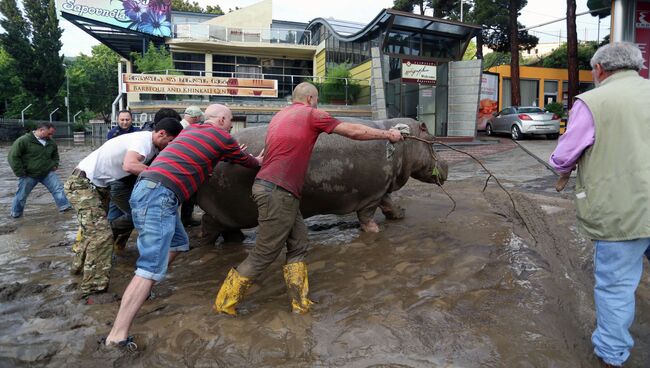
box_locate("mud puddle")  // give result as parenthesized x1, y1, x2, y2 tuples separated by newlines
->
(0, 142, 648, 367)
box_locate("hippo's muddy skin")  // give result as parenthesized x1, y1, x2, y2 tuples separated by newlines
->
(197, 118, 448, 244)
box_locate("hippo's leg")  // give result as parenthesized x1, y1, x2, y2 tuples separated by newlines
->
(379, 194, 405, 220)
(199, 213, 224, 247)
(222, 229, 246, 244)
(357, 207, 380, 233)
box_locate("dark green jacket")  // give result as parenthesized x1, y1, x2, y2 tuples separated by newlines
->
(8, 132, 60, 178)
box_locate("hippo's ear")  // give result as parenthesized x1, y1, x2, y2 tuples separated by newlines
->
(419, 122, 428, 132)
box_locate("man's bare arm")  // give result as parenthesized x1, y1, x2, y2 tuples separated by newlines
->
(122, 150, 147, 175)
(332, 122, 403, 142)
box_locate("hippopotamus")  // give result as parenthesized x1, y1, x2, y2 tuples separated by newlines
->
(197, 118, 448, 244)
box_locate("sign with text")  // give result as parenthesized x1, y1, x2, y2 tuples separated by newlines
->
(122, 74, 278, 97)
(476, 72, 499, 131)
(401, 60, 437, 85)
(57, 0, 172, 37)
(636, 0, 650, 78)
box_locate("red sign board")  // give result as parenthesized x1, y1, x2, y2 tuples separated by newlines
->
(636, 0, 650, 78)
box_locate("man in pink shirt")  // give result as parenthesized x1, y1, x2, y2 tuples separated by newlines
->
(214, 82, 403, 315)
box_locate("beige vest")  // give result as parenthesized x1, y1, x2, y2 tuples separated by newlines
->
(575, 70, 650, 240)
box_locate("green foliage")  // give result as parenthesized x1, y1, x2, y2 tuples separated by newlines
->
(132, 42, 175, 74)
(533, 42, 598, 70)
(392, 0, 462, 19)
(317, 64, 361, 104)
(587, 0, 610, 18)
(468, 0, 538, 53)
(544, 102, 565, 117)
(73, 121, 87, 132)
(463, 41, 477, 60)
(171, 0, 223, 14)
(67, 44, 121, 122)
(0, 0, 64, 119)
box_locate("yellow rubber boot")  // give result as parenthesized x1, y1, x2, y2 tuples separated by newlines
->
(214, 268, 252, 315)
(283, 262, 314, 314)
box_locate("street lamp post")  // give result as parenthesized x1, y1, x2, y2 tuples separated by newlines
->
(460, 0, 464, 22)
(49, 107, 60, 123)
(63, 64, 70, 124)
(73, 110, 82, 125)
(21, 104, 32, 127)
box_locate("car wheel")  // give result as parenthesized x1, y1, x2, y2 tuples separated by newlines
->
(546, 133, 559, 140)
(511, 125, 523, 140)
(486, 124, 493, 136)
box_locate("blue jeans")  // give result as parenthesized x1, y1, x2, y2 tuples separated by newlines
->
(130, 179, 189, 282)
(592, 238, 650, 366)
(11, 171, 71, 218)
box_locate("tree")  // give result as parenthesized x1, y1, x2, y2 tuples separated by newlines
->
(393, 0, 425, 15)
(0, 0, 64, 119)
(509, 0, 521, 106)
(469, 0, 538, 58)
(534, 42, 598, 69)
(171, 0, 223, 14)
(68, 45, 121, 122)
(566, 0, 578, 110)
(132, 42, 175, 73)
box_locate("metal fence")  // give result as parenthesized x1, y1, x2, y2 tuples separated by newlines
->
(0, 118, 110, 142)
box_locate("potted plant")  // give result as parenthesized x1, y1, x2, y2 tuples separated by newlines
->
(320, 64, 361, 105)
(73, 122, 86, 142)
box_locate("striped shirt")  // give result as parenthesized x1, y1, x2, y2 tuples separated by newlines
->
(140, 124, 259, 202)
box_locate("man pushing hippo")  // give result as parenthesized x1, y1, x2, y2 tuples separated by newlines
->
(214, 82, 403, 315)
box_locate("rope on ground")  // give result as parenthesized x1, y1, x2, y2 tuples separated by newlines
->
(403, 135, 537, 244)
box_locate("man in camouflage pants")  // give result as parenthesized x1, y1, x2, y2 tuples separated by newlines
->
(65, 119, 182, 296)
(64, 175, 112, 295)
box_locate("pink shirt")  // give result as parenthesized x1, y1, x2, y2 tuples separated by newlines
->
(256, 103, 341, 198)
(549, 99, 596, 174)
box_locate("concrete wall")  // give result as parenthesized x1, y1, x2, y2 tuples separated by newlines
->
(447, 60, 482, 137)
(204, 0, 272, 29)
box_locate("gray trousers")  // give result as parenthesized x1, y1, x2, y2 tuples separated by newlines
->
(236, 182, 309, 279)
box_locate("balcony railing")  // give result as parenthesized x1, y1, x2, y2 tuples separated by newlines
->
(173, 24, 312, 45)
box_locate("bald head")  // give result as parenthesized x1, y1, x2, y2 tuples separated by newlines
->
(204, 104, 234, 132)
(292, 82, 319, 107)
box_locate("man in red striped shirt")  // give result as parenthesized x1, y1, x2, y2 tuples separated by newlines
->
(105, 104, 262, 349)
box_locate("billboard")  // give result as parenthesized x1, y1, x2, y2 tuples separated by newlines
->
(58, 0, 172, 37)
(636, 0, 650, 79)
(476, 72, 499, 131)
(402, 59, 437, 85)
(122, 74, 278, 97)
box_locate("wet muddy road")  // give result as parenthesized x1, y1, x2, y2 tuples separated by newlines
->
(0, 140, 648, 367)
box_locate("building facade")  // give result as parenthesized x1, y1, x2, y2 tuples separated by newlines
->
(60, 0, 482, 137)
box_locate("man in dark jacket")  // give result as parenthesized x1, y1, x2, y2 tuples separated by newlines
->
(107, 110, 139, 139)
(8, 122, 71, 218)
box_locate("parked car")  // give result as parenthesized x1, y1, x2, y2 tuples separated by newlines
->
(486, 106, 560, 140)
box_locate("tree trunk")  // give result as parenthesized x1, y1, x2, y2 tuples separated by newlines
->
(509, 0, 521, 106)
(566, 0, 579, 110)
(420, 1, 425, 15)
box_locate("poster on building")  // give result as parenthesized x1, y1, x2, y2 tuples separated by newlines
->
(57, 0, 172, 37)
(122, 74, 278, 97)
(636, 0, 650, 79)
(401, 60, 437, 85)
(476, 72, 499, 131)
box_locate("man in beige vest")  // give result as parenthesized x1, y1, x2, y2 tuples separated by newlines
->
(550, 42, 650, 367)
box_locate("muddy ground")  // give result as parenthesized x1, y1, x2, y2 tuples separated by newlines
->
(0, 139, 648, 367)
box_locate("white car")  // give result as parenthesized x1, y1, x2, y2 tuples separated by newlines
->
(486, 106, 561, 140)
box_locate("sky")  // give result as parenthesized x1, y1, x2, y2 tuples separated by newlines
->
(58, 0, 611, 56)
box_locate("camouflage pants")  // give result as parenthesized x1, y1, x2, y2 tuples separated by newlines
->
(64, 174, 113, 296)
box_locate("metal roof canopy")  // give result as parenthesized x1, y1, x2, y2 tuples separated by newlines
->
(309, 8, 481, 43)
(61, 13, 165, 59)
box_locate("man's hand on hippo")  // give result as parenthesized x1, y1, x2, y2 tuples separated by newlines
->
(255, 148, 265, 166)
(387, 129, 404, 143)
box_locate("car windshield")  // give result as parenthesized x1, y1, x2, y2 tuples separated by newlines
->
(517, 107, 544, 114)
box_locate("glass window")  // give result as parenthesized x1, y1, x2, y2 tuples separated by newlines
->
(172, 52, 205, 62)
(517, 107, 544, 113)
(213, 54, 236, 63)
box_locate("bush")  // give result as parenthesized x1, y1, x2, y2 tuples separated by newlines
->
(73, 122, 87, 132)
(319, 64, 360, 104)
(544, 102, 566, 118)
